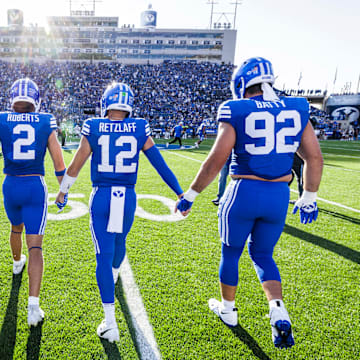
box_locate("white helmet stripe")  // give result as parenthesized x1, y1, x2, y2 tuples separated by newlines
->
(259, 62, 265, 75)
(19, 79, 24, 97)
(265, 62, 271, 74)
(124, 90, 128, 106)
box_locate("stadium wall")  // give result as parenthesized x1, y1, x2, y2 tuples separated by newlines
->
(0, 20, 237, 65)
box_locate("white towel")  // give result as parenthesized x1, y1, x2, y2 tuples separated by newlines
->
(261, 82, 279, 101)
(107, 186, 126, 233)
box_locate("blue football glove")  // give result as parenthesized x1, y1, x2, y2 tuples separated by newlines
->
(55, 193, 68, 213)
(292, 191, 318, 224)
(176, 189, 199, 214)
(177, 197, 193, 213)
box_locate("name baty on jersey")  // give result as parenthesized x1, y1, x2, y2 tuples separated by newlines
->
(254, 99, 286, 109)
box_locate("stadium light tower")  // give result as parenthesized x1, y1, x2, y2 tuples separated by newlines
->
(230, 0, 242, 29)
(207, 0, 243, 29)
(206, 0, 218, 29)
(67, 0, 103, 16)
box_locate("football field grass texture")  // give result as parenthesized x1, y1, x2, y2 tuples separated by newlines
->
(0, 139, 359, 360)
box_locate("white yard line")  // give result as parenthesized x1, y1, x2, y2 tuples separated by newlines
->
(321, 145, 360, 152)
(169, 151, 360, 214)
(322, 152, 359, 159)
(120, 257, 161, 360)
(167, 151, 203, 163)
(290, 189, 360, 214)
(323, 165, 360, 172)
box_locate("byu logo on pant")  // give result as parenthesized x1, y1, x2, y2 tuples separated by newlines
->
(113, 190, 124, 198)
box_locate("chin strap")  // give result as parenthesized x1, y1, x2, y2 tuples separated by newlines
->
(261, 83, 279, 101)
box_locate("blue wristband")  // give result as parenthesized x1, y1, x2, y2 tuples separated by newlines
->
(144, 145, 183, 196)
(55, 168, 66, 176)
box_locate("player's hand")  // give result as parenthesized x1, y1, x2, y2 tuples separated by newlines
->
(292, 191, 318, 224)
(55, 192, 68, 213)
(175, 189, 198, 216)
(176, 197, 193, 216)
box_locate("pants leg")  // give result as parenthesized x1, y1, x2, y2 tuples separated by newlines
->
(89, 186, 136, 303)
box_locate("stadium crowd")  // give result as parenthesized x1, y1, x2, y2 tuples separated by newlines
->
(0, 60, 358, 141)
(0, 60, 233, 134)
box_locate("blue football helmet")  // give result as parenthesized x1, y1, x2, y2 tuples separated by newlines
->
(101, 82, 134, 117)
(231, 57, 275, 99)
(10, 78, 40, 111)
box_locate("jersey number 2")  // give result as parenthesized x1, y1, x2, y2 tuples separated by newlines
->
(13, 124, 35, 160)
(98, 135, 137, 173)
(245, 110, 301, 155)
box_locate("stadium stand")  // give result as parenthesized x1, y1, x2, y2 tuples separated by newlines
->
(0, 60, 357, 141)
(0, 60, 233, 136)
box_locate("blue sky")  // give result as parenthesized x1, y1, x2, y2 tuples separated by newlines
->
(1, 0, 359, 93)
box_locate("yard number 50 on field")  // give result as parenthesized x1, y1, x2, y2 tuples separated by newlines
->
(47, 193, 184, 222)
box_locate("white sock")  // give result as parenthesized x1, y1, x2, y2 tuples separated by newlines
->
(269, 299, 285, 310)
(13, 255, 24, 264)
(269, 299, 291, 323)
(28, 296, 39, 307)
(221, 298, 235, 310)
(103, 303, 116, 326)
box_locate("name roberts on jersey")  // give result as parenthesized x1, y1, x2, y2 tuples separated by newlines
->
(6, 113, 40, 122)
(99, 122, 136, 133)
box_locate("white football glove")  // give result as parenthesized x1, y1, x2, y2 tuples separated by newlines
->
(292, 191, 318, 224)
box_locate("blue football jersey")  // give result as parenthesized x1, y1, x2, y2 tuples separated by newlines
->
(174, 125, 183, 137)
(0, 111, 57, 175)
(81, 117, 151, 187)
(217, 95, 309, 179)
(198, 123, 206, 135)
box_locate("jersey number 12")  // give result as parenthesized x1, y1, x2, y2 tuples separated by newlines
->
(98, 135, 137, 173)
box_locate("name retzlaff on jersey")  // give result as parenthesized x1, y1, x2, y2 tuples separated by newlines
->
(98, 122, 136, 133)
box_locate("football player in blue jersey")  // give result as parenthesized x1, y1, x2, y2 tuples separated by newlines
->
(176, 57, 323, 349)
(166, 121, 184, 148)
(194, 121, 207, 148)
(55, 82, 183, 343)
(0, 78, 66, 327)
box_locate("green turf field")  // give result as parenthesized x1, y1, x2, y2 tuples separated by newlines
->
(0, 139, 359, 359)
